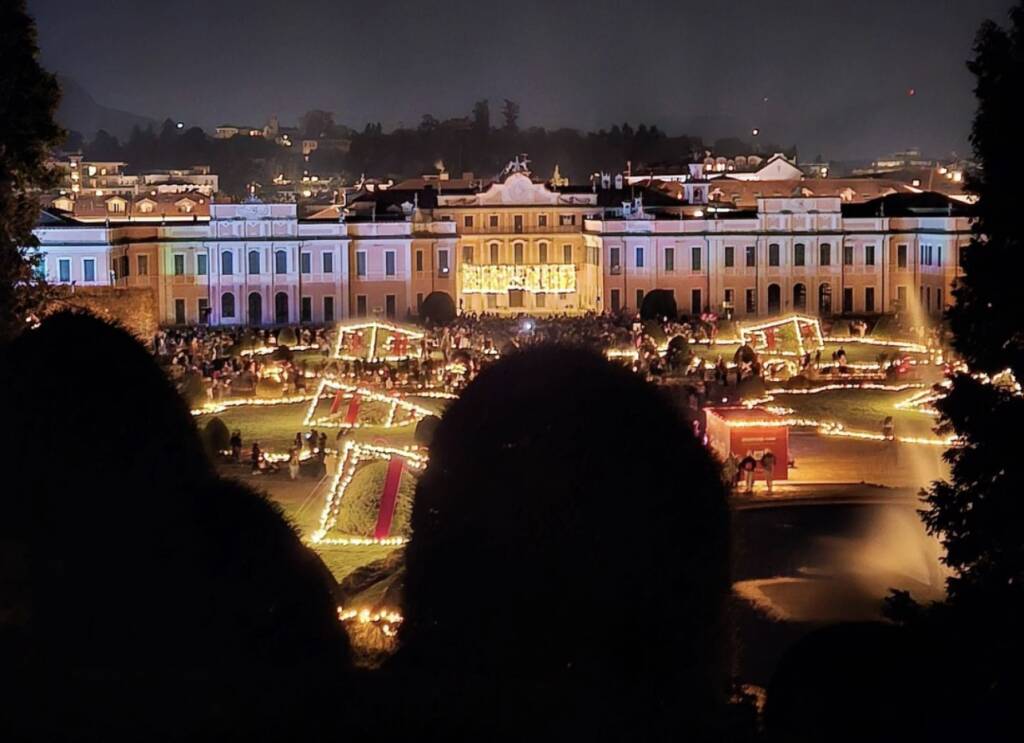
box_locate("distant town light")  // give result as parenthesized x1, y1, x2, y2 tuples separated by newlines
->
(176, 121, 184, 129)
(752, 128, 760, 137)
(938, 166, 948, 175)
(912, 179, 922, 187)
(952, 171, 963, 182)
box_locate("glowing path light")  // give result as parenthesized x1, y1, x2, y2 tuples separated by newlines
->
(310, 441, 427, 546)
(330, 320, 425, 363)
(191, 392, 322, 416)
(303, 379, 437, 429)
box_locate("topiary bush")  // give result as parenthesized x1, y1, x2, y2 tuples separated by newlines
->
(414, 415, 441, 448)
(421, 292, 456, 325)
(334, 460, 418, 537)
(203, 416, 231, 454)
(393, 346, 730, 739)
(665, 335, 692, 371)
(640, 288, 678, 321)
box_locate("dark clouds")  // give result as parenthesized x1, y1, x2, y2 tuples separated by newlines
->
(28, 0, 1015, 159)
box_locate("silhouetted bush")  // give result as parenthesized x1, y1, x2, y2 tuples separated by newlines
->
(390, 345, 731, 740)
(765, 622, 945, 743)
(640, 288, 678, 320)
(666, 335, 693, 370)
(203, 416, 231, 454)
(414, 414, 441, 448)
(420, 291, 456, 325)
(0, 312, 352, 740)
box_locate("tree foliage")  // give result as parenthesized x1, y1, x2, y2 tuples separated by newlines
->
(0, 0, 63, 342)
(0, 312, 352, 739)
(391, 346, 731, 739)
(899, 4, 1024, 734)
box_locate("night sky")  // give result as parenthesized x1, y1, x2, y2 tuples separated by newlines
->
(28, 0, 1015, 160)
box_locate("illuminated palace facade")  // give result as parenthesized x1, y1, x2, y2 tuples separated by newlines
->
(33, 170, 971, 326)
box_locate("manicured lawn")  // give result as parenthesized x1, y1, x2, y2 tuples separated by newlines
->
(771, 387, 941, 440)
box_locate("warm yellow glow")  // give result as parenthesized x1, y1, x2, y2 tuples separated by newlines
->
(461, 264, 577, 294)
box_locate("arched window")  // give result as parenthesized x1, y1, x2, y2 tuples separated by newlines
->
(767, 283, 781, 314)
(248, 250, 260, 275)
(489, 242, 500, 263)
(768, 243, 780, 267)
(221, 292, 235, 318)
(462, 245, 474, 265)
(274, 250, 287, 274)
(248, 292, 262, 325)
(513, 242, 525, 265)
(275, 292, 289, 324)
(538, 242, 549, 263)
(793, 283, 807, 312)
(221, 251, 234, 275)
(818, 283, 832, 315)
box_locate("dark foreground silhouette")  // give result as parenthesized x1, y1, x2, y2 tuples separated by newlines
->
(0, 313, 352, 741)
(388, 345, 733, 741)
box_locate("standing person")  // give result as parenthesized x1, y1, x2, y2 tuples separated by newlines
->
(288, 447, 301, 481)
(882, 416, 898, 464)
(740, 453, 758, 494)
(230, 430, 242, 462)
(761, 450, 777, 496)
(250, 442, 262, 475)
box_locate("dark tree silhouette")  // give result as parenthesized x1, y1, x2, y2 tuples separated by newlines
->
(640, 288, 679, 321)
(501, 99, 520, 133)
(886, 5, 1024, 737)
(0, 312, 352, 740)
(389, 346, 731, 740)
(0, 0, 63, 341)
(765, 623, 945, 743)
(419, 291, 456, 324)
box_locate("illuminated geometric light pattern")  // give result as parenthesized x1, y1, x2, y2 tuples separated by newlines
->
(739, 314, 824, 357)
(303, 379, 435, 429)
(330, 320, 425, 363)
(310, 441, 428, 545)
(240, 343, 323, 357)
(190, 392, 319, 416)
(461, 263, 577, 294)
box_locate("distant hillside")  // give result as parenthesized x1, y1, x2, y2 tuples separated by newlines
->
(56, 76, 159, 141)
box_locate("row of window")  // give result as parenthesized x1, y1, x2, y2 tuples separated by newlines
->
(210, 292, 338, 324)
(461, 214, 579, 230)
(605, 243, 917, 271)
(53, 257, 97, 283)
(215, 250, 337, 276)
(607, 282, 942, 317)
